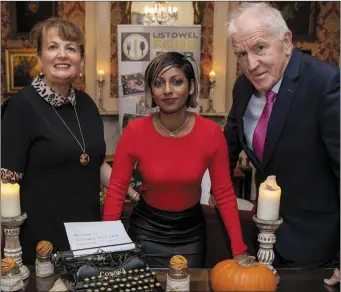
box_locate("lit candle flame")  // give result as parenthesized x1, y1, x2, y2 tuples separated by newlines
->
(209, 70, 216, 82)
(98, 70, 104, 81)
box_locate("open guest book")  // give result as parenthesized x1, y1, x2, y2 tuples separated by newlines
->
(53, 221, 164, 291)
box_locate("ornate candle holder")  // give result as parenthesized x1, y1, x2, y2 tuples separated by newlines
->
(252, 215, 283, 284)
(1, 213, 30, 280)
(206, 78, 216, 113)
(96, 79, 106, 114)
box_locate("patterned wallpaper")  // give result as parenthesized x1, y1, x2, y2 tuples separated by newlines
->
(1, 2, 85, 100)
(57, 2, 86, 91)
(196, 1, 214, 99)
(237, 2, 340, 75)
(294, 2, 340, 66)
(110, 2, 131, 99)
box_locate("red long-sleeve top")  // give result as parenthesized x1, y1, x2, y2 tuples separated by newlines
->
(103, 114, 247, 256)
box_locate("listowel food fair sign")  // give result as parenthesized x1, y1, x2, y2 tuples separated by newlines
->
(117, 25, 201, 128)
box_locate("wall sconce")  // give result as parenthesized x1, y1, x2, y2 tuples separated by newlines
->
(206, 70, 216, 113)
(97, 70, 106, 113)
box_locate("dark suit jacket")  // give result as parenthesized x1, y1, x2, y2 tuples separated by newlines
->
(224, 48, 340, 266)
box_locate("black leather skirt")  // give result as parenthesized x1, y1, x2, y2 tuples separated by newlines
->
(128, 197, 206, 268)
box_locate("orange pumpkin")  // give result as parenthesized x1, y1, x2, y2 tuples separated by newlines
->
(1, 258, 16, 274)
(210, 256, 277, 292)
(36, 240, 53, 255)
(170, 255, 187, 270)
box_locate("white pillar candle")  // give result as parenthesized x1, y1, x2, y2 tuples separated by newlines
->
(257, 176, 281, 221)
(1, 183, 21, 218)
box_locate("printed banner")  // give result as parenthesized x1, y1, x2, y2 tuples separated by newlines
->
(117, 25, 201, 129)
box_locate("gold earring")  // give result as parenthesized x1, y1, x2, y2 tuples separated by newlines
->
(79, 71, 83, 78)
(39, 70, 44, 77)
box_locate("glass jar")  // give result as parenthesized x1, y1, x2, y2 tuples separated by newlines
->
(166, 255, 190, 292)
(36, 253, 54, 278)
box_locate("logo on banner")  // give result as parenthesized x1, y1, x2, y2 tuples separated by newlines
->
(122, 33, 150, 62)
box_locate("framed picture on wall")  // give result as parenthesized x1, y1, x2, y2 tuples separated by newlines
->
(5, 48, 40, 94)
(270, 2, 317, 41)
(9, 1, 57, 39)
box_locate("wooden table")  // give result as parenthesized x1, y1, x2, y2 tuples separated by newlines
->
(22, 266, 339, 292)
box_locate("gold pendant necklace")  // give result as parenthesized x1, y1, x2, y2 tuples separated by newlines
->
(157, 113, 189, 137)
(51, 105, 90, 166)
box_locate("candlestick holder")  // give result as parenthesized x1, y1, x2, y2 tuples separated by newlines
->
(252, 215, 283, 284)
(1, 213, 30, 280)
(96, 79, 106, 114)
(206, 79, 216, 113)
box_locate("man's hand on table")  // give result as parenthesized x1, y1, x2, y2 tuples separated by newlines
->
(324, 268, 340, 286)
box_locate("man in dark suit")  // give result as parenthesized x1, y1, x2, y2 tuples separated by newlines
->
(224, 1, 339, 275)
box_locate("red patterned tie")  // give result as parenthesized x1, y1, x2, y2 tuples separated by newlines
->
(252, 91, 276, 160)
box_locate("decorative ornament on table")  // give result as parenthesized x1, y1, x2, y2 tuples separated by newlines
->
(1, 258, 24, 292)
(166, 255, 190, 292)
(1, 258, 17, 274)
(36, 240, 53, 256)
(210, 256, 277, 292)
(36, 240, 54, 278)
(170, 255, 187, 270)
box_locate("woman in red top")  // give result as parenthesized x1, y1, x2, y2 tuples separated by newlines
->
(103, 52, 247, 267)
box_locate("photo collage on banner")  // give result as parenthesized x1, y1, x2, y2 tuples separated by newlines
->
(117, 25, 202, 131)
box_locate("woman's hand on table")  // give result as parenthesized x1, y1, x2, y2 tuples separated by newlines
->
(324, 268, 340, 286)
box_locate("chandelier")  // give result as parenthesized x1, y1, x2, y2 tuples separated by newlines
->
(144, 2, 178, 25)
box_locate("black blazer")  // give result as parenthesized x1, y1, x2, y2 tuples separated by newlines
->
(224, 48, 340, 266)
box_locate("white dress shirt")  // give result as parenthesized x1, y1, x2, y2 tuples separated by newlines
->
(243, 77, 283, 151)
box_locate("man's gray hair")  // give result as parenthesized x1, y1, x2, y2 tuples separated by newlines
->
(227, 2, 289, 40)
